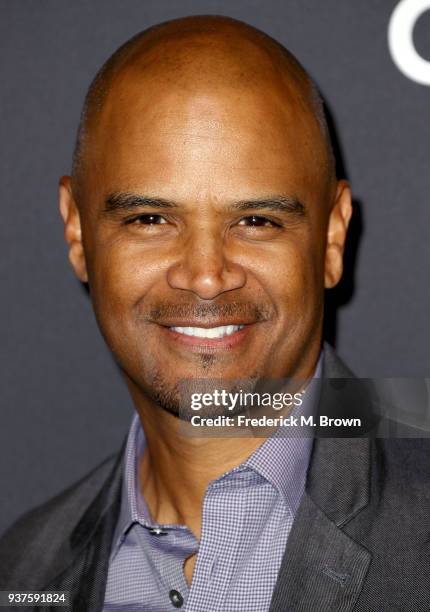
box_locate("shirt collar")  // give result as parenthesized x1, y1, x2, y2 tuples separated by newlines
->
(234, 353, 321, 514)
(109, 415, 153, 560)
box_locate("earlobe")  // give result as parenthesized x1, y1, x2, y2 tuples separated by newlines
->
(324, 180, 353, 289)
(58, 176, 88, 283)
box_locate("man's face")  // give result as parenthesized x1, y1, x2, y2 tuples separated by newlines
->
(61, 69, 349, 413)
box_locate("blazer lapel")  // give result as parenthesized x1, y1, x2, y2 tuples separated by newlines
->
(42, 443, 125, 612)
(43, 497, 122, 612)
(269, 347, 373, 611)
(269, 437, 372, 612)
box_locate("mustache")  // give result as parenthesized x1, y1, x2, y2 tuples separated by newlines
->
(146, 301, 273, 322)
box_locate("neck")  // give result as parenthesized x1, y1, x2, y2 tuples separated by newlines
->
(135, 400, 264, 538)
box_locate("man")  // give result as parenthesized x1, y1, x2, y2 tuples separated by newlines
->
(0, 14, 428, 612)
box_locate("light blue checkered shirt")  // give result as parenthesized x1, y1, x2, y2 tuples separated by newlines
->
(103, 360, 321, 611)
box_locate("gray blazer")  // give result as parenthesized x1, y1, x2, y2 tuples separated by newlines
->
(0, 345, 429, 611)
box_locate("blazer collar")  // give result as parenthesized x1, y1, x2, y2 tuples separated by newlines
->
(69, 440, 125, 552)
(311, 343, 371, 526)
(269, 344, 373, 611)
(42, 439, 126, 611)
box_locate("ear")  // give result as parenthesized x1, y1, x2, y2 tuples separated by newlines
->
(58, 176, 88, 283)
(324, 179, 353, 289)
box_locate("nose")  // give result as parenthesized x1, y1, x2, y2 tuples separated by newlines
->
(166, 231, 246, 300)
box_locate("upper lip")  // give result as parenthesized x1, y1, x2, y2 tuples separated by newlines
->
(153, 319, 258, 328)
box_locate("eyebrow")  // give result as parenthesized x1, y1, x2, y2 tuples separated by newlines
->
(230, 196, 306, 216)
(103, 192, 306, 217)
(104, 193, 178, 213)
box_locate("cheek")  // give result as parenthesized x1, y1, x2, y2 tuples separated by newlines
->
(89, 244, 161, 329)
(252, 238, 322, 318)
(87, 246, 166, 376)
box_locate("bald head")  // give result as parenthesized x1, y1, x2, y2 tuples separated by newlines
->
(71, 15, 334, 197)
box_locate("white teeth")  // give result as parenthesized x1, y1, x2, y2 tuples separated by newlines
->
(170, 325, 244, 338)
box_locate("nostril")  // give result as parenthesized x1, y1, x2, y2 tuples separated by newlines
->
(166, 258, 246, 300)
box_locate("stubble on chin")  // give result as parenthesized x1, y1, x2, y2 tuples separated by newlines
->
(137, 353, 218, 419)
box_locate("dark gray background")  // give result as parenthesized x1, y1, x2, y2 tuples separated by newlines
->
(1, 0, 429, 535)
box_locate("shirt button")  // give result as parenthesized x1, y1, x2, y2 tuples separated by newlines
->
(169, 590, 184, 608)
(148, 527, 168, 536)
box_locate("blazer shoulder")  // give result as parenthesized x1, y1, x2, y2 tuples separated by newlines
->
(378, 436, 430, 481)
(0, 452, 120, 588)
(370, 437, 430, 525)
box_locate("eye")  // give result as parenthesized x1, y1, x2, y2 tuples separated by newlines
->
(125, 214, 168, 225)
(237, 215, 281, 228)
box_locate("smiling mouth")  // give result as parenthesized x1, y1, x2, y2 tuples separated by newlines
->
(169, 324, 245, 339)
(160, 321, 254, 351)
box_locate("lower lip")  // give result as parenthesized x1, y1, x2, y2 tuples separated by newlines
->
(161, 324, 254, 351)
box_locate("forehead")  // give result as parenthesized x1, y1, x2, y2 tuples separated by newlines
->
(87, 68, 328, 205)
